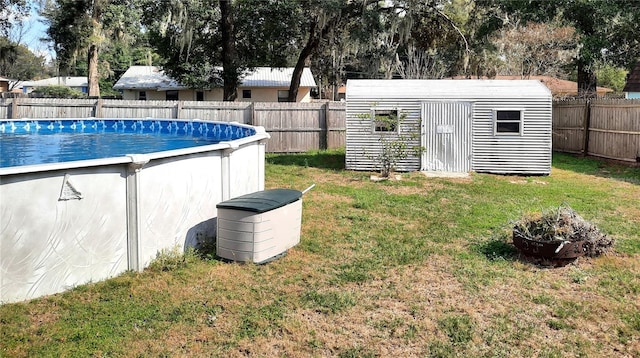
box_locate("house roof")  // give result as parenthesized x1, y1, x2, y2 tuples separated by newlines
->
(623, 61, 640, 92)
(346, 79, 551, 100)
(240, 67, 316, 87)
(453, 75, 612, 96)
(21, 77, 88, 88)
(112, 66, 186, 91)
(113, 66, 316, 91)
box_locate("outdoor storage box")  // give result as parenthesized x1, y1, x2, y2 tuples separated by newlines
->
(216, 189, 303, 263)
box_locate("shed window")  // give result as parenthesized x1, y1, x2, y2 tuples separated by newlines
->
(494, 109, 523, 135)
(166, 90, 179, 101)
(243, 89, 252, 99)
(138, 91, 146, 101)
(372, 109, 399, 133)
(196, 91, 204, 101)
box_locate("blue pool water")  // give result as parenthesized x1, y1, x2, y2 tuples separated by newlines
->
(0, 119, 256, 168)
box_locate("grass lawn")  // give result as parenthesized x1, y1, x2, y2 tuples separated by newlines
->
(1, 151, 639, 357)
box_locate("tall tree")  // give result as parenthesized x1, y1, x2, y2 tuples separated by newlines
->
(491, 22, 579, 78)
(1, 0, 30, 37)
(1, 0, 36, 82)
(287, 0, 408, 100)
(219, 0, 238, 101)
(0, 37, 47, 85)
(87, 0, 104, 96)
(489, 0, 640, 97)
(142, 0, 226, 93)
(45, 0, 151, 96)
(43, 0, 102, 95)
(99, 0, 154, 78)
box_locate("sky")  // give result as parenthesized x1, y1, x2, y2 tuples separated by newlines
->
(10, 2, 54, 62)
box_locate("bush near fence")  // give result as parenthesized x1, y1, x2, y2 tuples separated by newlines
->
(2, 97, 637, 161)
(0, 98, 346, 153)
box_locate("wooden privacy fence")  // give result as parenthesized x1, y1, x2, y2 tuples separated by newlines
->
(4, 97, 635, 160)
(553, 99, 640, 163)
(0, 98, 346, 153)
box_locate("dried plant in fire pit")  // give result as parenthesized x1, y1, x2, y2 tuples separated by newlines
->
(512, 205, 614, 264)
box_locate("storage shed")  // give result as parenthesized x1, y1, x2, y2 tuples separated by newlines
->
(345, 79, 553, 175)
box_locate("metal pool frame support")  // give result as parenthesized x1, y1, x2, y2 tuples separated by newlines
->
(0, 121, 269, 303)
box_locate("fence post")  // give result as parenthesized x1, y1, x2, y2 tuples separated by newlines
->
(582, 99, 591, 157)
(94, 98, 103, 118)
(10, 96, 19, 119)
(175, 101, 183, 119)
(249, 102, 255, 125)
(321, 102, 329, 150)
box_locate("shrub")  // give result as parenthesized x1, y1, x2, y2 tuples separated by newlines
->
(32, 85, 86, 98)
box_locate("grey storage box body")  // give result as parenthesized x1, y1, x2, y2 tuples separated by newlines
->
(216, 189, 303, 263)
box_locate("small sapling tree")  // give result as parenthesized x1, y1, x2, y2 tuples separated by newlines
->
(359, 108, 423, 178)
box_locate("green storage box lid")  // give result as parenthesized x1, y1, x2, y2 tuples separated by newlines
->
(216, 189, 302, 213)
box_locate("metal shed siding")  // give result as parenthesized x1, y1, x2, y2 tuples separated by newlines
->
(346, 80, 552, 175)
(422, 101, 473, 172)
(471, 98, 552, 174)
(346, 100, 422, 172)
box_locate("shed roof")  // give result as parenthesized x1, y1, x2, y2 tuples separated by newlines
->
(346, 79, 551, 100)
(452, 75, 612, 97)
(113, 66, 316, 90)
(623, 61, 640, 92)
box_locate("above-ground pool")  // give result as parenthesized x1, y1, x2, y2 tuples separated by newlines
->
(0, 118, 270, 303)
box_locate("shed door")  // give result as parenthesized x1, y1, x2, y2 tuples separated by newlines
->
(421, 101, 472, 172)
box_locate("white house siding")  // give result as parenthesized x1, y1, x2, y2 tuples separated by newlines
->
(346, 79, 552, 175)
(114, 66, 316, 103)
(121, 87, 311, 103)
(237, 87, 312, 103)
(121, 89, 223, 101)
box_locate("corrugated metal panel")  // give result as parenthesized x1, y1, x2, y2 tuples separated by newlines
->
(346, 100, 421, 172)
(472, 98, 552, 175)
(346, 79, 552, 175)
(422, 102, 472, 172)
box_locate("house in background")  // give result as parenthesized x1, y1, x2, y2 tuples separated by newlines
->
(623, 61, 640, 99)
(0, 76, 10, 92)
(19, 77, 89, 94)
(113, 66, 317, 102)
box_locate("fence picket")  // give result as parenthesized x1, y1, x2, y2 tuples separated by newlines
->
(1, 97, 635, 161)
(0, 98, 346, 153)
(553, 99, 640, 163)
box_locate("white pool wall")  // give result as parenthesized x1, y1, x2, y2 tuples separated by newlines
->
(0, 121, 269, 304)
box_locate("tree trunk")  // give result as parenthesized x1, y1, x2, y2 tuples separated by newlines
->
(577, 60, 597, 98)
(220, 0, 238, 101)
(87, 43, 100, 97)
(87, 0, 102, 97)
(288, 22, 320, 102)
